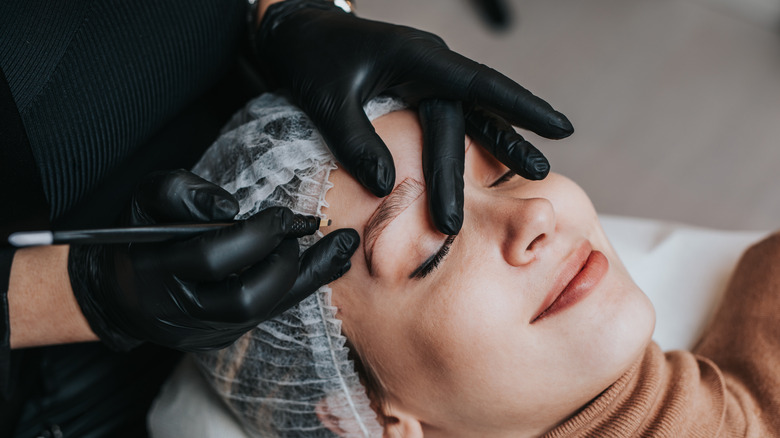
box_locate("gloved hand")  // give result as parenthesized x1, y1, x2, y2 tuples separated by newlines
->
(254, 0, 573, 235)
(68, 169, 359, 352)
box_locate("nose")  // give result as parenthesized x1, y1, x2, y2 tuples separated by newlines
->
(498, 197, 555, 266)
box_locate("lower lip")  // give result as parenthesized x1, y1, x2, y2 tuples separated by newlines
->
(534, 250, 609, 322)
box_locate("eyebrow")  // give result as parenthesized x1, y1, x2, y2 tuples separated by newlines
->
(363, 178, 425, 275)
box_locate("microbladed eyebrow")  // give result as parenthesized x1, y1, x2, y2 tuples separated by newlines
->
(362, 178, 425, 275)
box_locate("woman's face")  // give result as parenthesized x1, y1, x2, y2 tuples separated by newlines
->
(322, 110, 655, 437)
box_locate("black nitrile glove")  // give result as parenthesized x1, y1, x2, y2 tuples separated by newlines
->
(255, 0, 573, 234)
(463, 104, 552, 180)
(68, 169, 359, 352)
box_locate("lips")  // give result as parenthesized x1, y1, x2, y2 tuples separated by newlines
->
(531, 241, 609, 323)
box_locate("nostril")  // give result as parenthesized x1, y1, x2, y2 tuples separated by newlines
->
(527, 233, 546, 252)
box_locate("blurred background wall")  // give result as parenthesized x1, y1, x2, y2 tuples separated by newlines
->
(359, 0, 780, 231)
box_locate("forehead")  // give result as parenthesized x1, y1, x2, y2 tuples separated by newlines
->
(375, 109, 426, 182)
(322, 110, 426, 231)
(323, 109, 495, 233)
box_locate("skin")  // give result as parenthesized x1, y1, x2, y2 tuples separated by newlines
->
(321, 110, 656, 437)
(258, 0, 285, 25)
(8, 245, 97, 348)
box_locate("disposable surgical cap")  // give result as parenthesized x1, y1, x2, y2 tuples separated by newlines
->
(192, 93, 406, 438)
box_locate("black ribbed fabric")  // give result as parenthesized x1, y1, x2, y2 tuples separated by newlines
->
(0, 1, 251, 436)
(0, 0, 245, 221)
(0, 57, 52, 242)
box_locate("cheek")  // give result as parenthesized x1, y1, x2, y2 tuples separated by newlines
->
(329, 275, 423, 391)
(400, 261, 652, 417)
(413, 278, 520, 370)
(534, 266, 655, 398)
(402, 272, 541, 405)
(393, 273, 606, 427)
(589, 271, 656, 360)
(544, 175, 600, 234)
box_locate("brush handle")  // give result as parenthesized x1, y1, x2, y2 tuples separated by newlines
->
(52, 223, 233, 245)
(7, 215, 323, 247)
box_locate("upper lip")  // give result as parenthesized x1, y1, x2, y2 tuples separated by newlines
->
(530, 240, 593, 323)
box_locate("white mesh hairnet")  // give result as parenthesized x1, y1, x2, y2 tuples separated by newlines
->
(190, 93, 406, 438)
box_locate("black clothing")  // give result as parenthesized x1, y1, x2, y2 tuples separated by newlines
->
(0, 1, 260, 435)
(0, 0, 243, 220)
(0, 62, 50, 238)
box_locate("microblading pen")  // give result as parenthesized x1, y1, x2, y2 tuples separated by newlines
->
(6, 215, 331, 248)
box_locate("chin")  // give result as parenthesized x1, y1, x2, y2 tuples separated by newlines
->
(603, 281, 655, 368)
(574, 270, 655, 380)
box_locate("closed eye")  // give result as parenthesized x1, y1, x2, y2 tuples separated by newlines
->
(490, 170, 517, 188)
(410, 235, 456, 279)
(408, 169, 514, 280)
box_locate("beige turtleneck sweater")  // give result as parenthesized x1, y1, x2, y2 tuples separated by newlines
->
(543, 233, 780, 437)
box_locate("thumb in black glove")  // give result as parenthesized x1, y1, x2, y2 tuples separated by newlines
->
(68, 169, 359, 352)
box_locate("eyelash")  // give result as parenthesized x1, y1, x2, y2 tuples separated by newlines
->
(490, 170, 517, 188)
(410, 235, 457, 279)
(408, 170, 514, 280)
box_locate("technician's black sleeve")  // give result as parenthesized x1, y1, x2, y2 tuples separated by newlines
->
(0, 51, 49, 411)
(0, 248, 14, 398)
(0, 1, 255, 436)
(0, 0, 248, 222)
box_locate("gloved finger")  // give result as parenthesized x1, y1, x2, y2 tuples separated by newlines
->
(190, 238, 300, 325)
(166, 207, 294, 281)
(162, 322, 242, 352)
(173, 333, 235, 352)
(266, 228, 360, 320)
(313, 97, 396, 197)
(419, 99, 465, 235)
(397, 47, 573, 139)
(177, 327, 250, 352)
(465, 106, 550, 180)
(131, 169, 239, 225)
